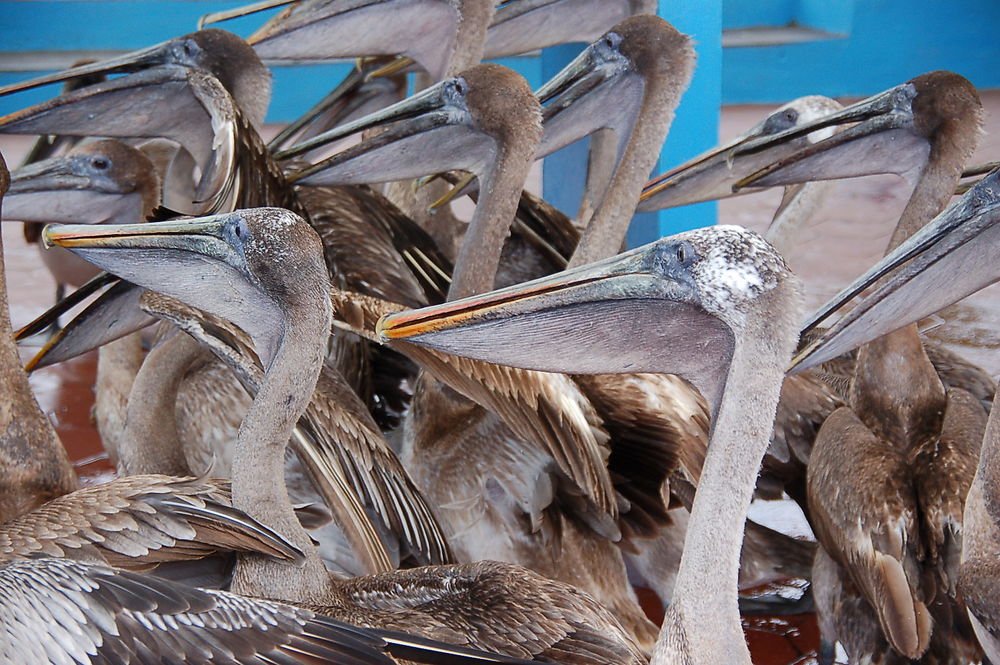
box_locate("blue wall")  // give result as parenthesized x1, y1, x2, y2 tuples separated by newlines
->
(723, 0, 1000, 103)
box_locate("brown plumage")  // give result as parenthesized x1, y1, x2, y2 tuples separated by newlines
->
(749, 72, 990, 663)
(0, 156, 77, 526)
(47, 206, 646, 665)
(0, 475, 303, 569)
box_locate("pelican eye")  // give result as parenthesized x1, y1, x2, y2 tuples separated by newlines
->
(91, 156, 110, 170)
(762, 107, 799, 135)
(228, 217, 251, 243)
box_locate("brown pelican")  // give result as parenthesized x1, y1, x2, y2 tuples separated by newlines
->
(376, 224, 805, 665)
(781, 167, 1000, 665)
(0, 157, 78, 522)
(734, 71, 986, 664)
(44, 208, 647, 664)
(0, 152, 313, 578)
(7, 140, 452, 575)
(286, 57, 682, 647)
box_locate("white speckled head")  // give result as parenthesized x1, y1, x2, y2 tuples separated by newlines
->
(677, 225, 793, 324)
(768, 95, 844, 144)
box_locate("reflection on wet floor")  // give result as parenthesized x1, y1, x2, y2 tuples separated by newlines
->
(4, 89, 1000, 664)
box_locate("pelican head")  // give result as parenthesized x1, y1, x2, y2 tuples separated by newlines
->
(0, 29, 271, 137)
(379, 224, 796, 413)
(791, 166, 1000, 372)
(730, 71, 982, 192)
(285, 63, 540, 186)
(43, 208, 330, 366)
(5, 140, 159, 225)
(637, 96, 844, 211)
(536, 14, 693, 162)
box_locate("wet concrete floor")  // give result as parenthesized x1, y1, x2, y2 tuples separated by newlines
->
(3, 89, 1000, 664)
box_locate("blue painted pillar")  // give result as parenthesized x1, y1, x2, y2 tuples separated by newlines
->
(541, 1, 723, 247)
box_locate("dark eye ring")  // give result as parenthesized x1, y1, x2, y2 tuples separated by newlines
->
(676, 244, 687, 264)
(92, 157, 109, 170)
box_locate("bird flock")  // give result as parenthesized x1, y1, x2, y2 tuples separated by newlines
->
(0, 2, 998, 665)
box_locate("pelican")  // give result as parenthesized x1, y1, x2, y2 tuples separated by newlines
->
(0, 150, 318, 581)
(44, 207, 647, 664)
(288, 61, 662, 643)
(7, 140, 453, 575)
(733, 70, 986, 663)
(376, 223, 804, 665)
(779, 168, 1000, 665)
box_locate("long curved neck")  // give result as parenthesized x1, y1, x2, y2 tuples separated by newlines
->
(230, 300, 332, 603)
(449, 141, 537, 300)
(569, 74, 687, 268)
(0, 186, 77, 523)
(654, 292, 800, 665)
(887, 142, 967, 253)
(963, 395, 1000, 561)
(762, 182, 830, 255)
(446, 0, 494, 77)
(119, 332, 203, 476)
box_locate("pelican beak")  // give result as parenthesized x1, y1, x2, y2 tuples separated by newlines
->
(198, 0, 295, 30)
(24, 281, 152, 372)
(285, 78, 487, 187)
(5, 157, 103, 223)
(486, 0, 636, 60)
(379, 235, 735, 412)
(380, 240, 703, 372)
(268, 58, 405, 153)
(248, 0, 458, 81)
(0, 39, 177, 98)
(42, 216, 240, 294)
(638, 132, 789, 211)
(9, 158, 91, 194)
(0, 67, 215, 170)
(790, 167, 1000, 372)
(535, 34, 637, 159)
(732, 83, 921, 190)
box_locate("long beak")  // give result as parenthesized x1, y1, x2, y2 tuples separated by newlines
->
(378, 237, 734, 412)
(42, 216, 239, 293)
(9, 158, 90, 194)
(378, 243, 692, 368)
(268, 58, 404, 152)
(486, 0, 634, 60)
(248, 0, 457, 81)
(0, 67, 214, 170)
(790, 167, 1000, 372)
(285, 82, 485, 187)
(534, 39, 634, 160)
(638, 130, 799, 211)
(25, 281, 153, 371)
(198, 0, 295, 30)
(731, 83, 920, 190)
(0, 41, 171, 98)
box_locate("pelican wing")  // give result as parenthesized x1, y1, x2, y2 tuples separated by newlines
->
(911, 389, 986, 595)
(0, 556, 396, 665)
(331, 288, 620, 536)
(807, 407, 930, 659)
(336, 560, 645, 665)
(0, 475, 302, 569)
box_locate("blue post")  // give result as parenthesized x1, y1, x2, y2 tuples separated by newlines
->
(540, 2, 723, 248)
(629, 1, 722, 245)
